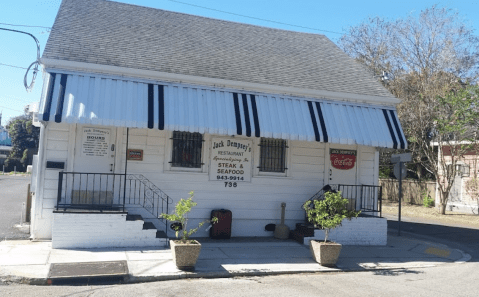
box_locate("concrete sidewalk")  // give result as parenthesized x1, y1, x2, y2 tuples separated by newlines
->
(0, 233, 470, 285)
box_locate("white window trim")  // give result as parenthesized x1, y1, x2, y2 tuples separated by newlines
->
(164, 131, 209, 174)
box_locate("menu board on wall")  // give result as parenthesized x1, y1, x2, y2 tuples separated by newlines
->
(81, 127, 110, 157)
(210, 138, 252, 183)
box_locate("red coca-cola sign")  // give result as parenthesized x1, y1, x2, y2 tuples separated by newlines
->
(330, 149, 357, 170)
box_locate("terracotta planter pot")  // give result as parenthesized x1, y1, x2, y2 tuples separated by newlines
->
(309, 240, 342, 267)
(170, 239, 202, 270)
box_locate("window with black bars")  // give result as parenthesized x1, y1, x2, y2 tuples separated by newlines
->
(170, 131, 203, 168)
(259, 138, 287, 173)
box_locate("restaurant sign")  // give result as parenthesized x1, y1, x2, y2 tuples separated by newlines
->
(81, 128, 110, 157)
(330, 149, 357, 170)
(210, 138, 252, 184)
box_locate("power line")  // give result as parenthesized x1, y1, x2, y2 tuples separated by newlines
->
(0, 106, 24, 113)
(0, 22, 51, 30)
(164, 0, 343, 35)
(0, 63, 28, 70)
(0, 27, 41, 92)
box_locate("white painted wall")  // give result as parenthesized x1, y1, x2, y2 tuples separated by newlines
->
(32, 124, 380, 241)
(304, 217, 387, 246)
(119, 128, 379, 238)
(31, 123, 74, 240)
(52, 212, 167, 248)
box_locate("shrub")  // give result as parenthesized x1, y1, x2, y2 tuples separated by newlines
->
(161, 191, 217, 243)
(423, 194, 434, 208)
(303, 191, 360, 242)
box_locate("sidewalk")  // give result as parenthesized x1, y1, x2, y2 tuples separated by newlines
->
(0, 233, 470, 285)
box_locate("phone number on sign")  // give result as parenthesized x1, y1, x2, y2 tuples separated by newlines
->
(217, 175, 244, 181)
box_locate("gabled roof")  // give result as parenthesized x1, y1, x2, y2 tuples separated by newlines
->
(43, 0, 395, 100)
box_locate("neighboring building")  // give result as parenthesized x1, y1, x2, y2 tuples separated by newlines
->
(0, 112, 12, 146)
(31, 0, 407, 248)
(437, 144, 479, 214)
(0, 112, 12, 168)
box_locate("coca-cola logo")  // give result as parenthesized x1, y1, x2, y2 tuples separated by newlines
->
(330, 149, 357, 170)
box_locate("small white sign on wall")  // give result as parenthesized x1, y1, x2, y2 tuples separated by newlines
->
(210, 138, 252, 183)
(81, 127, 110, 157)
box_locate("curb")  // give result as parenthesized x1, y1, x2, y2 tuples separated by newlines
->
(1, 260, 463, 286)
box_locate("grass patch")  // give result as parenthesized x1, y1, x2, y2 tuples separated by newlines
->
(382, 201, 479, 228)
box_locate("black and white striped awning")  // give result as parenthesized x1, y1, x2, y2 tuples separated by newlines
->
(39, 72, 407, 149)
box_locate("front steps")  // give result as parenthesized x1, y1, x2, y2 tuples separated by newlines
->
(52, 211, 168, 249)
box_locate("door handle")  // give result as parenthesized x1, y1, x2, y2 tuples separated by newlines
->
(110, 164, 113, 172)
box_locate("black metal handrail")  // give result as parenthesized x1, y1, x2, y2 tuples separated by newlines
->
(305, 184, 382, 217)
(56, 172, 172, 235)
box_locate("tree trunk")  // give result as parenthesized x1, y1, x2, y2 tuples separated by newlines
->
(439, 203, 447, 215)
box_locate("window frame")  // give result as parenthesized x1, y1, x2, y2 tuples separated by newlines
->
(254, 137, 290, 177)
(166, 131, 207, 173)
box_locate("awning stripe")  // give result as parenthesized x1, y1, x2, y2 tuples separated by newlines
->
(54, 74, 68, 123)
(241, 94, 252, 137)
(233, 93, 242, 135)
(382, 109, 398, 149)
(158, 85, 165, 130)
(147, 84, 154, 129)
(42, 73, 56, 121)
(315, 102, 328, 143)
(389, 110, 405, 149)
(39, 71, 408, 149)
(307, 101, 321, 142)
(250, 95, 261, 137)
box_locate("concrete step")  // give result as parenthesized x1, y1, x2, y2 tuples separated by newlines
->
(142, 222, 156, 230)
(156, 230, 167, 238)
(126, 214, 143, 221)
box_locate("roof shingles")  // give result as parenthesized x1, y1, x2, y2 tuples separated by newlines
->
(43, 0, 394, 98)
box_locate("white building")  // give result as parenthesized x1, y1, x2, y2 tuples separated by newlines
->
(30, 0, 407, 248)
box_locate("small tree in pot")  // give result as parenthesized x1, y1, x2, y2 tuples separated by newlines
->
(161, 191, 217, 270)
(303, 191, 360, 266)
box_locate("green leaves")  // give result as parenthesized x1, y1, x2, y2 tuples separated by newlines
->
(303, 191, 360, 242)
(160, 191, 217, 243)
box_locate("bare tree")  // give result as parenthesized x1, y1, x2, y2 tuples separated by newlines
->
(338, 5, 479, 214)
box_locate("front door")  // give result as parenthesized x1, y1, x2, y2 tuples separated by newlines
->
(74, 126, 117, 173)
(328, 147, 358, 185)
(70, 126, 118, 206)
(327, 147, 358, 210)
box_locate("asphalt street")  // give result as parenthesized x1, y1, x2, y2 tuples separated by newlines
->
(0, 175, 30, 240)
(385, 214, 479, 261)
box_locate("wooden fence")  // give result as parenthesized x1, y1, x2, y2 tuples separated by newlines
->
(379, 179, 436, 205)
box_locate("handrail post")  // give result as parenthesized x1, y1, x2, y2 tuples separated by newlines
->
(57, 171, 63, 210)
(359, 185, 364, 211)
(123, 128, 129, 212)
(379, 185, 382, 218)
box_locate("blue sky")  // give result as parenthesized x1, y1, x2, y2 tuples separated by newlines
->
(1, 0, 478, 125)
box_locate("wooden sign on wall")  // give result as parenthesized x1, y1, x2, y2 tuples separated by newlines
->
(127, 149, 143, 161)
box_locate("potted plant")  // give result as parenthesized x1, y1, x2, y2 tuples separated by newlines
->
(303, 191, 360, 266)
(161, 191, 217, 270)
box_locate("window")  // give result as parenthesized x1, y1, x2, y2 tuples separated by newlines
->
(171, 131, 203, 168)
(259, 138, 287, 173)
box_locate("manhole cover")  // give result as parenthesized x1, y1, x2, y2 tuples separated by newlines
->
(48, 261, 128, 279)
